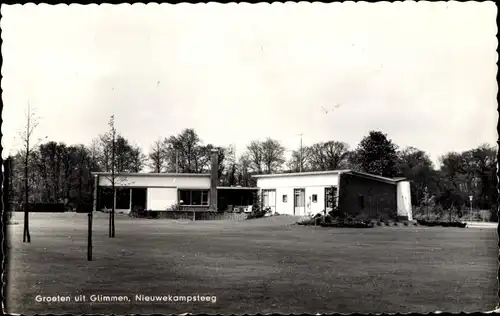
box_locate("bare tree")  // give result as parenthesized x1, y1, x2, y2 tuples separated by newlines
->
(106, 115, 117, 238)
(237, 153, 253, 187)
(247, 140, 264, 174)
(130, 146, 146, 173)
(148, 139, 167, 173)
(309, 141, 350, 171)
(287, 147, 312, 172)
(20, 103, 44, 243)
(261, 138, 286, 174)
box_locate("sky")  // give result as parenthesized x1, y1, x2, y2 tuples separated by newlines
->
(1, 2, 498, 168)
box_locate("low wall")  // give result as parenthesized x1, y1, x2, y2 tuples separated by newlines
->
(153, 211, 248, 221)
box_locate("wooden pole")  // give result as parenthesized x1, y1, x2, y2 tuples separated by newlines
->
(23, 105, 31, 243)
(88, 175, 97, 261)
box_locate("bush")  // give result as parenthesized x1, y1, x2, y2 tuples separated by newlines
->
(166, 203, 180, 212)
(129, 206, 145, 218)
(298, 213, 374, 228)
(416, 219, 467, 228)
(247, 192, 270, 219)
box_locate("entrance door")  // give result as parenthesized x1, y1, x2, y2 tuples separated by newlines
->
(294, 189, 305, 215)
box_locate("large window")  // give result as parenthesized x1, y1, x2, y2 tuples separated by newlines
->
(98, 187, 132, 210)
(325, 187, 338, 209)
(179, 189, 209, 206)
(99, 187, 114, 210)
(116, 188, 131, 209)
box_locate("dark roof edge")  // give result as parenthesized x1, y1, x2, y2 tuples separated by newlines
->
(91, 172, 210, 177)
(343, 170, 407, 184)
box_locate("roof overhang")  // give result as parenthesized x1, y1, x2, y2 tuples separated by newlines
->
(91, 172, 210, 178)
(250, 169, 407, 185)
(343, 170, 406, 184)
(252, 170, 350, 179)
(217, 186, 259, 190)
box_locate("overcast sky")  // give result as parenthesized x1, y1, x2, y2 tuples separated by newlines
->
(2, 2, 497, 167)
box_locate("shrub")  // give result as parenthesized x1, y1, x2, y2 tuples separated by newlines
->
(416, 219, 467, 228)
(165, 203, 180, 212)
(298, 213, 374, 228)
(297, 217, 317, 225)
(129, 206, 146, 218)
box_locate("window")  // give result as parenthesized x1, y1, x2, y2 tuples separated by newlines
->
(283, 195, 288, 203)
(116, 188, 131, 209)
(358, 195, 365, 210)
(312, 194, 317, 203)
(202, 191, 209, 205)
(99, 187, 114, 210)
(325, 187, 337, 209)
(131, 188, 147, 210)
(179, 190, 209, 206)
(191, 190, 201, 205)
(262, 190, 276, 207)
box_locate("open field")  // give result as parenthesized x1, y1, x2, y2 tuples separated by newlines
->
(5, 212, 498, 314)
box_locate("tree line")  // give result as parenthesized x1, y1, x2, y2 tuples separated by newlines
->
(7, 127, 497, 215)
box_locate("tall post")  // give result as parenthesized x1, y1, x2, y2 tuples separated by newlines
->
(299, 133, 303, 173)
(3, 158, 11, 221)
(23, 104, 31, 243)
(89, 174, 97, 261)
(210, 149, 218, 212)
(469, 195, 473, 221)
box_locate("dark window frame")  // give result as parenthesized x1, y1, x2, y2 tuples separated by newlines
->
(179, 189, 210, 206)
(325, 186, 337, 209)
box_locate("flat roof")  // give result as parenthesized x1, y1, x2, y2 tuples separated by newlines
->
(251, 169, 406, 184)
(217, 186, 258, 190)
(251, 170, 349, 179)
(92, 172, 210, 178)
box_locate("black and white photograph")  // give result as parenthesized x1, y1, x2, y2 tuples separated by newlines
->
(1, 1, 498, 314)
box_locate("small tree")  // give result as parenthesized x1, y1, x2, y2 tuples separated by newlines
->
(19, 104, 45, 242)
(103, 115, 118, 238)
(248, 191, 266, 219)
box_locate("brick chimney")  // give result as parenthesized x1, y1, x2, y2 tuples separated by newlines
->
(210, 149, 218, 211)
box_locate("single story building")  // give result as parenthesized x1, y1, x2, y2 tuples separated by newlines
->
(92, 150, 258, 213)
(253, 170, 412, 220)
(91, 150, 412, 220)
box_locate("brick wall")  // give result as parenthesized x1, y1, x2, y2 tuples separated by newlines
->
(338, 173, 397, 219)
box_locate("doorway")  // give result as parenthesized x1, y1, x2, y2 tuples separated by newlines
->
(294, 188, 305, 215)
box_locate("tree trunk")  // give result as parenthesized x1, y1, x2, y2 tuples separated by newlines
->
(23, 150, 31, 243)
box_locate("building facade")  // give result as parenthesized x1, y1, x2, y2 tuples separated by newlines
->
(253, 170, 412, 220)
(92, 149, 412, 220)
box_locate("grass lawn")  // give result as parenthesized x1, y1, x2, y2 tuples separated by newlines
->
(5, 212, 498, 314)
